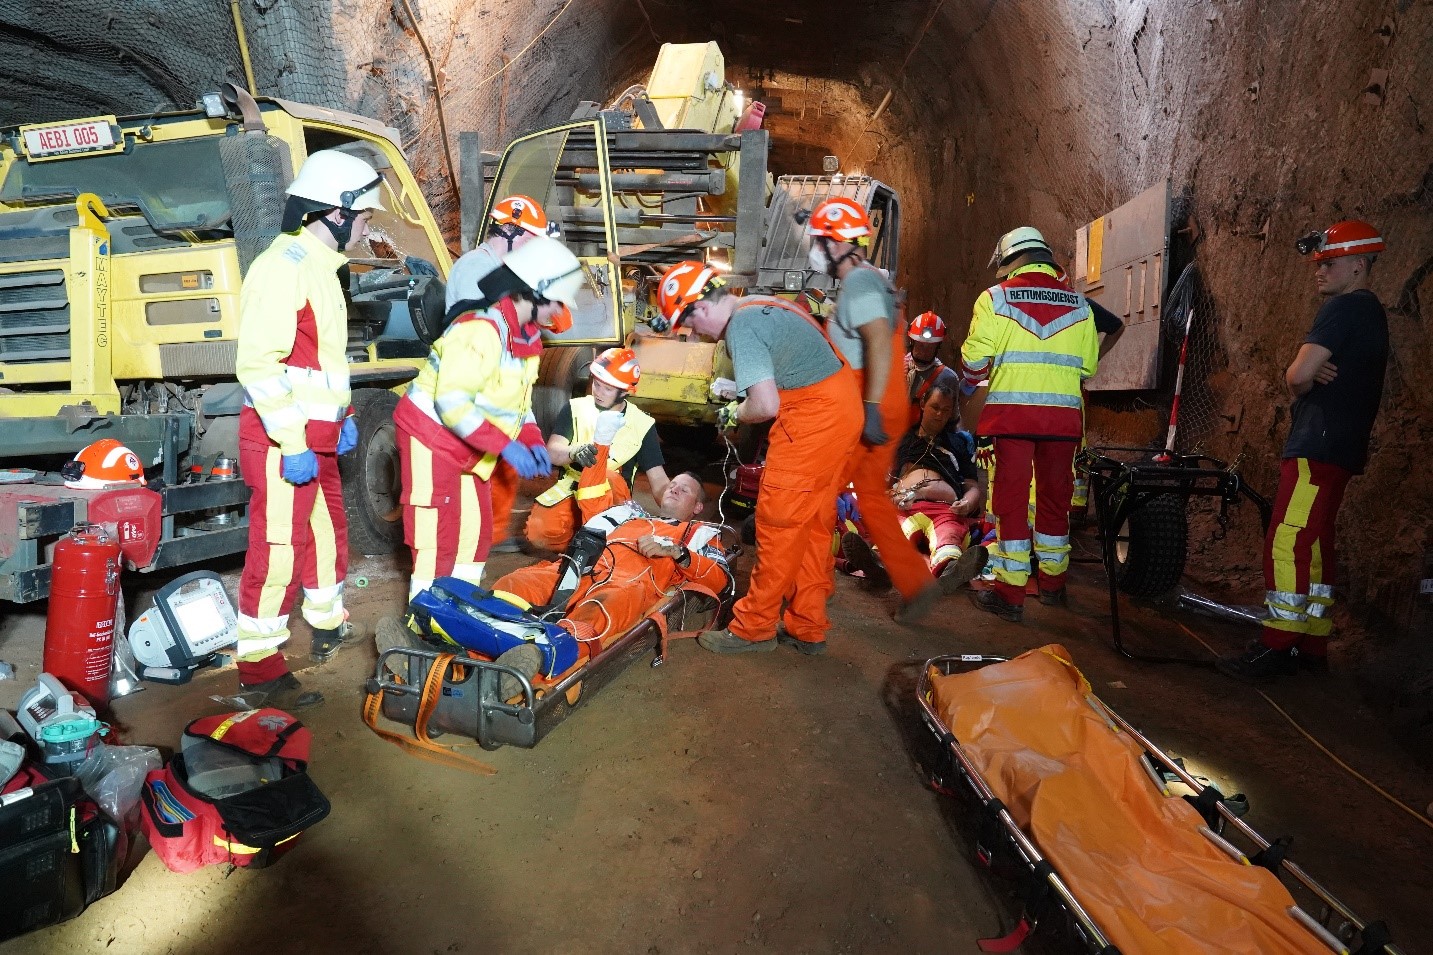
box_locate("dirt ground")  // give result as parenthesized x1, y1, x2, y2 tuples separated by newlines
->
(2, 510, 1431, 955)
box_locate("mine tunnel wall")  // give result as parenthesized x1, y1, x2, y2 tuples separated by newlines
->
(1, 0, 1429, 669)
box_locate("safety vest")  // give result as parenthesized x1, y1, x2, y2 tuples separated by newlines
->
(236, 229, 352, 454)
(400, 298, 541, 479)
(535, 396, 656, 506)
(958, 263, 1098, 438)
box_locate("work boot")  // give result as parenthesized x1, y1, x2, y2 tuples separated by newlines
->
(375, 615, 423, 679)
(214, 673, 323, 711)
(776, 627, 827, 656)
(938, 545, 988, 592)
(1037, 586, 1068, 607)
(490, 537, 524, 554)
(841, 533, 891, 591)
(1216, 641, 1299, 683)
(696, 628, 777, 654)
(970, 588, 1023, 623)
(311, 621, 356, 663)
(492, 644, 543, 701)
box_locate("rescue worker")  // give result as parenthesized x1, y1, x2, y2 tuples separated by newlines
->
(526, 347, 670, 551)
(395, 237, 583, 599)
(231, 149, 383, 709)
(905, 311, 959, 427)
(446, 195, 562, 553)
(960, 226, 1099, 622)
(808, 197, 947, 622)
(1220, 221, 1389, 681)
(656, 259, 862, 654)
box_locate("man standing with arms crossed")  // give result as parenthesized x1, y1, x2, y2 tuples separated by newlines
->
(1221, 221, 1389, 681)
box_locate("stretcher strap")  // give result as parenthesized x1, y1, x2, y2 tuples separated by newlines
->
(1354, 920, 1393, 955)
(362, 653, 498, 776)
(977, 917, 1031, 953)
(650, 582, 724, 661)
(1250, 835, 1292, 873)
(1184, 784, 1228, 828)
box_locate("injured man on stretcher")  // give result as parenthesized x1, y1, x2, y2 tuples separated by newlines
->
(379, 442, 732, 697)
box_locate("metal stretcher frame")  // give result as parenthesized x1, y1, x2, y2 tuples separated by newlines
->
(1079, 445, 1272, 666)
(916, 654, 1402, 955)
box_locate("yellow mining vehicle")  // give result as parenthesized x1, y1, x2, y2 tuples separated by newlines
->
(0, 86, 453, 599)
(476, 42, 902, 431)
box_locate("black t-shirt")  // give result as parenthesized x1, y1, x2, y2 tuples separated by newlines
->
(1089, 299, 1124, 335)
(893, 425, 978, 492)
(555, 402, 665, 485)
(1282, 289, 1388, 474)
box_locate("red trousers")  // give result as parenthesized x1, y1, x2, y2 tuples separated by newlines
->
(490, 459, 518, 543)
(900, 501, 979, 576)
(732, 366, 863, 644)
(1261, 457, 1351, 657)
(397, 419, 493, 596)
(841, 329, 935, 601)
(989, 437, 1077, 606)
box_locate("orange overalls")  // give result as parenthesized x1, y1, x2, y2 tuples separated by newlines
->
(727, 298, 863, 647)
(491, 444, 729, 661)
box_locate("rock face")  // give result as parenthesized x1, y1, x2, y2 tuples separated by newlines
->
(2, 0, 1430, 668)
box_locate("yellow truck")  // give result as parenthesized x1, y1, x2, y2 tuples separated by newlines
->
(0, 86, 452, 599)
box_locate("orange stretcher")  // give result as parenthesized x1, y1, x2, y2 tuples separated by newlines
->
(917, 646, 1402, 955)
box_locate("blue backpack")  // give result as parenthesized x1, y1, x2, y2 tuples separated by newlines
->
(409, 578, 580, 678)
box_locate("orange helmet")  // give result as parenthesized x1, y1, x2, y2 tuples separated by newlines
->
(655, 260, 722, 326)
(909, 311, 946, 343)
(591, 347, 641, 392)
(490, 195, 559, 239)
(62, 438, 144, 489)
(806, 197, 871, 244)
(1297, 220, 1384, 261)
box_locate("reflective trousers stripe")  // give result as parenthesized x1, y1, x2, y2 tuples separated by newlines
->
(236, 444, 348, 658)
(989, 436, 1078, 605)
(398, 421, 492, 592)
(1261, 457, 1352, 651)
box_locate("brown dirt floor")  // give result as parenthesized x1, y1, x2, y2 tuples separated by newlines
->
(1, 508, 1431, 954)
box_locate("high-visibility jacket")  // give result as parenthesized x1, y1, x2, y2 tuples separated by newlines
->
(958, 263, 1098, 438)
(236, 229, 352, 454)
(536, 396, 656, 507)
(395, 298, 542, 480)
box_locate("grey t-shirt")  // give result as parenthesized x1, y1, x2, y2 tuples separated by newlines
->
(726, 300, 841, 393)
(830, 264, 895, 369)
(444, 244, 502, 310)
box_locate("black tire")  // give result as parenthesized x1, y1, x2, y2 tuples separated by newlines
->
(340, 388, 404, 556)
(1114, 493, 1188, 598)
(531, 346, 597, 436)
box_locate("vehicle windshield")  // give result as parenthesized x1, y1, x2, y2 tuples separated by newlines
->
(0, 136, 230, 232)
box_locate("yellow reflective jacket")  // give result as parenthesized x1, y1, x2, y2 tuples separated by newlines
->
(536, 396, 656, 506)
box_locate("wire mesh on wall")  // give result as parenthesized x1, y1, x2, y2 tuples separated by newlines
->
(1159, 261, 1226, 455)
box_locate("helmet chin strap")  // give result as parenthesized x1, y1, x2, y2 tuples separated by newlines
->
(820, 237, 860, 277)
(493, 223, 524, 253)
(594, 391, 627, 411)
(319, 209, 358, 251)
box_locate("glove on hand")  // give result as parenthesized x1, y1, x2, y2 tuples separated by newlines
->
(716, 401, 741, 432)
(974, 435, 995, 469)
(527, 441, 552, 475)
(281, 450, 319, 485)
(836, 492, 859, 526)
(710, 377, 738, 401)
(570, 443, 599, 468)
(593, 409, 625, 446)
(861, 402, 888, 446)
(500, 441, 544, 480)
(337, 417, 358, 455)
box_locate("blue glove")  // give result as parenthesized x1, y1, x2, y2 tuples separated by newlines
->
(861, 401, 888, 446)
(526, 441, 552, 476)
(337, 417, 358, 455)
(281, 450, 319, 485)
(500, 441, 543, 480)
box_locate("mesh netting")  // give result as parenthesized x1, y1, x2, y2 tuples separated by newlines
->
(1158, 260, 1225, 456)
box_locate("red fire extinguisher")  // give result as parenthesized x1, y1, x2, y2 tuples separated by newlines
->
(43, 523, 122, 709)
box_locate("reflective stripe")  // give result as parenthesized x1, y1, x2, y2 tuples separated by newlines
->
(986, 390, 1084, 408)
(1033, 531, 1070, 550)
(989, 286, 1090, 340)
(244, 376, 293, 401)
(1308, 583, 1334, 599)
(492, 589, 531, 610)
(1323, 236, 1382, 253)
(575, 483, 611, 500)
(992, 351, 1085, 369)
(999, 538, 1031, 554)
(988, 552, 1029, 572)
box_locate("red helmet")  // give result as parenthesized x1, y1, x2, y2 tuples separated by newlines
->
(807, 198, 871, 243)
(62, 438, 144, 489)
(591, 347, 640, 392)
(656, 260, 722, 326)
(491, 195, 559, 238)
(1298, 220, 1384, 261)
(909, 311, 946, 343)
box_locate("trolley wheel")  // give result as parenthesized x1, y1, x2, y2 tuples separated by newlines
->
(341, 388, 403, 556)
(1114, 493, 1188, 599)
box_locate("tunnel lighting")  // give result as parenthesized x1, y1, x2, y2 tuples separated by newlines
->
(709, 260, 731, 273)
(199, 92, 227, 118)
(734, 89, 745, 113)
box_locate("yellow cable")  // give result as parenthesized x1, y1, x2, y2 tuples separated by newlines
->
(471, 0, 581, 91)
(1175, 621, 1433, 834)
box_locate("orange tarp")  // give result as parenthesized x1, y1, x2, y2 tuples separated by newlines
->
(929, 645, 1325, 955)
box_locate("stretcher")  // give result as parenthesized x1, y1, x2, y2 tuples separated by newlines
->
(363, 582, 725, 755)
(917, 646, 1402, 955)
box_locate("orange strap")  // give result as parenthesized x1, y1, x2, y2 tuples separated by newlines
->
(649, 582, 725, 661)
(361, 652, 498, 776)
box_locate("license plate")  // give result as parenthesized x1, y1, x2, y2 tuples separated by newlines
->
(20, 118, 121, 161)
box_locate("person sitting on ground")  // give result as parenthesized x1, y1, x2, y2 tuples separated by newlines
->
(525, 347, 670, 552)
(841, 381, 988, 589)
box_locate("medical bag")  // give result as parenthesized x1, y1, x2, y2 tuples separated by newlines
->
(140, 708, 329, 873)
(410, 577, 580, 677)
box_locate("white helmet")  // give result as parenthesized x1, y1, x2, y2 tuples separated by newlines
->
(286, 149, 386, 212)
(989, 226, 1052, 276)
(504, 237, 583, 307)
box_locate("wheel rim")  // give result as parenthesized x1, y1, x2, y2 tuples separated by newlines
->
(365, 423, 401, 525)
(1115, 518, 1132, 563)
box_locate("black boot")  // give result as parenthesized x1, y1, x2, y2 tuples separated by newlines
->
(214, 673, 324, 710)
(970, 588, 1023, 622)
(311, 622, 355, 663)
(1216, 642, 1299, 683)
